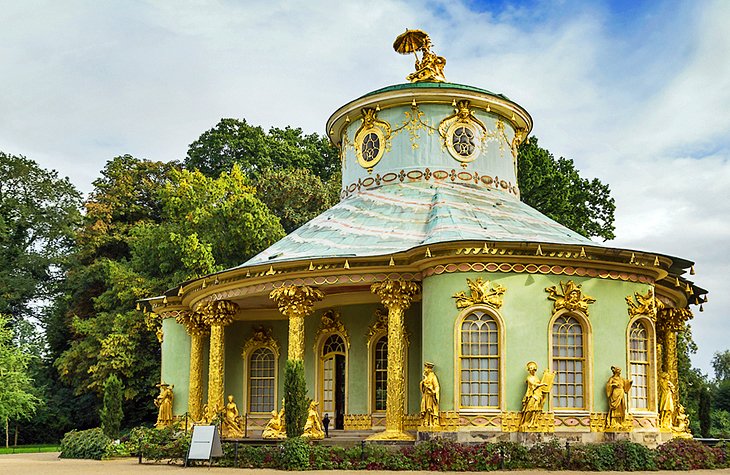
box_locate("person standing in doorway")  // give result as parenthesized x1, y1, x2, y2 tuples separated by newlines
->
(322, 413, 330, 438)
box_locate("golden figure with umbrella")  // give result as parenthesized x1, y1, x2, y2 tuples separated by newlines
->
(393, 29, 446, 83)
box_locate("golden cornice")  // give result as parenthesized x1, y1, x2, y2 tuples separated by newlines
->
(326, 87, 532, 148)
(167, 242, 682, 312)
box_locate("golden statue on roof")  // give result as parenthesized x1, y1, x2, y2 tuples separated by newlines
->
(394, 29, 446, 83)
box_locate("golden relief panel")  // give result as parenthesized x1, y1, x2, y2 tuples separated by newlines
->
(242, 326, 280, 359)
(344, 414, 373, 430)
(626, 289, 657, 320)
(313, 309, 350, 353)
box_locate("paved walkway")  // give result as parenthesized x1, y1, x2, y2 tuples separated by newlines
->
(2, 452, 730, 475)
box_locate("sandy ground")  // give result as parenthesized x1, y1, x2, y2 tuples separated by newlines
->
(2, 452, 730, 475)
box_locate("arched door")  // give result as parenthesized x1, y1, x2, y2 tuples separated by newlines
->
(321, 334, 346, 429)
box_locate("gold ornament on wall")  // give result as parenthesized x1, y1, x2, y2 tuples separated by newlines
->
(452, 277, 506, 309)
(439, 100, 489, 166)
(545, 280, 596, 315)
(313, 309, 350, 353)
(354, 108, 391, 172)
(242, 326, 280, 359)
(626, 289, 657, 320)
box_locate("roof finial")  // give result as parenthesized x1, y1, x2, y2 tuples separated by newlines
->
(393, 29, 446, 83)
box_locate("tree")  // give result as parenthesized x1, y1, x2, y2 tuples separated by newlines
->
(517, 138, 616, 240)
(0, 152, 81, 341)
(712, 350, 730, 382)
(0, 315, 41, 448)
(284, 360, 308, 438)
(100, 374, 123, 439)
(185, 119, 339, 180)
(254, 168, 340, 233)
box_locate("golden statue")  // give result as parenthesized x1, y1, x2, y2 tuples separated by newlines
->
(221, 395, 245, 438)
(674, 403, 691, 435)
(519, 362, 554, 431)
(659, 372, 676, 429)
(301, 401, 325, 440)
(605, 366, 633, 430)
(262, 401, 286, 439)
(393, 29, 446, 83)
(420, 362, 440, 428)
(154, 383, 174, 429)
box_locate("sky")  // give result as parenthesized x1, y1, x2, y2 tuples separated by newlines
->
(1, 0, 728, 376)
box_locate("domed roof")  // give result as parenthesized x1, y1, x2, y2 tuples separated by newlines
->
(242, 180, 594, 267)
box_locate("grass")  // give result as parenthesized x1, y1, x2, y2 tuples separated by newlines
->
(0, 444, 60, 454)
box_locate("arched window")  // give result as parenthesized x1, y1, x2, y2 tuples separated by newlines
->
(373, 336, 388, 411)
(629, 320, 650, 410)
(248, 347, 275, 413)
(552, 314, 585, 409)
(459, 310, 500, 408)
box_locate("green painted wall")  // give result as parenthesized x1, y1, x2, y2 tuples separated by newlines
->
(422, 271, 653, 412)
(161, 318, 190, 415)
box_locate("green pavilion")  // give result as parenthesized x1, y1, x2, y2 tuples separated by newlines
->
(144, 30, 704, 445)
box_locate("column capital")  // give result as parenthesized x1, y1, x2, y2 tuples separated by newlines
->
(656, 306, 693, 334)
(176, 311, 210, 337)
(371, 279, 421, 311)
(200, 300, 238, 327)
(270, 284, 324, 318)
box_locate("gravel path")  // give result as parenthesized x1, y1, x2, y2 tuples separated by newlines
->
(2, 452, 730, 475)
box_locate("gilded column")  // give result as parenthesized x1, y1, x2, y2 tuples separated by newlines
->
(176, 311, 209, 422)
(201, 300, 238, 422)
(269, 285, 324, 361)
(368, 279, 421, 440)
(656, 306, 693, 399)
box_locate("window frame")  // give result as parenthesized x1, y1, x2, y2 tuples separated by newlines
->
(626, 316, 656, 414)
(547, 309, 593, 413)
(242, 344, 279, 415)
(453, 304, 506, 412)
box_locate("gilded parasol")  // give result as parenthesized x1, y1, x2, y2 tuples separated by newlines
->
(393, 29, 430, 54)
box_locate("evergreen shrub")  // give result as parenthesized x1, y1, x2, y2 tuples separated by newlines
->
(100, 374, 123, 439)
(59, 427, 110, 460)
(655, 438, 725, 470)
(281, 436, 310, 470)
(284, 359, 308, 438)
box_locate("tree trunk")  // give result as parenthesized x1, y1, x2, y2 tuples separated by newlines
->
(14, 424, 18, 447)
(5, 417, 8, 449)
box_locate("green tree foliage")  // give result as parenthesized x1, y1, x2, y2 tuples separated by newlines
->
(517, 138, 616, 240)
(254, 168, 341, 233)
(0, 315, 41, 447)
(100, 374, 123, 439)
(712, 350, 730, 382)
(185, 119, 339, 180)
(284, 360, 308, 438)
(54, 157, 284, 430)
(0, 152, 81, 340)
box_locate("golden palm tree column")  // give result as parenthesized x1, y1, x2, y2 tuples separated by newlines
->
(176, 311, 209, 422)
(270, 285, 324, 360)
(657, 306, 693, 396)
(368, 279, 421, 441)
(201, 300, 238, 422)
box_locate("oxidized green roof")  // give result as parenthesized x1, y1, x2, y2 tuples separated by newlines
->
(357, 82, 510, 101)
(242, 182, 595, 267)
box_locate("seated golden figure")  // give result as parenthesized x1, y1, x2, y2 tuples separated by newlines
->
(393, 29, 446, 83)
(221, 394, 245, 438)
(301, 401, 325, 440)
(262, 405, 286, 439)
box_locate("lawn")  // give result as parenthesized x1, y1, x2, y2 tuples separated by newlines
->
(0, 444, 60, 455)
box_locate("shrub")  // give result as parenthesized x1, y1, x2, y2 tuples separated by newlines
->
(100, 374, 123, 439)
(656, 438, 719, 470)
(281, 436, 310, 470)
(284, 359, 308, 438)
(59, 427, 110, 460)
(529, 439, 566, 470)
(126, 426, 191, 463)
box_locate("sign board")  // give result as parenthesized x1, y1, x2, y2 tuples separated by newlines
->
(186, 425, 223, 465)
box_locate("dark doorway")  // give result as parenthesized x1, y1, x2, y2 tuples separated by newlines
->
(334, 354, 346, 429)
